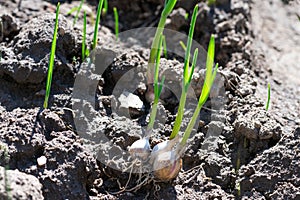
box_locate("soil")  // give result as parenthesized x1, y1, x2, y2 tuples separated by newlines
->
(0, 0, 299, 199)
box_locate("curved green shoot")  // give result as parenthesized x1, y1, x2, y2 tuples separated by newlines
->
(207, 0, 216, 6)
(184, 13, 189, 20)
(180, 35, 218, 146)
(82, 11, 87, 61)
(179, 41, 187, 51)
(169, 5, 199, 140)
(43, 3, 60, 109)
(73, 0, 84, 26)
(266, 83, 271, 111)
(103, 0, 108, 15)
(67, 7, 79, 15)
(147, 34, 165, 134)
(113, 7, 119, 40)
(92, 0, 104, 50)
(147, 0, 177, 84)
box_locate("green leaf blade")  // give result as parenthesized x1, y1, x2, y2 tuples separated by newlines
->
(113, 7, 119, 40)
(44, 2, 60, 109)
(92, 0, 104, 50)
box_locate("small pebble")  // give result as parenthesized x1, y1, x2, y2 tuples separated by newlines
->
(37, 156, 47, 166)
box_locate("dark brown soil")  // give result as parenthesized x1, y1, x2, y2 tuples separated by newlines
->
(0, 0, 299, 199)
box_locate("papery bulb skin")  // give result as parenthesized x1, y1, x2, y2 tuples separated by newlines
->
(152, 150, 182, 181)
(128, 138, 151, 160)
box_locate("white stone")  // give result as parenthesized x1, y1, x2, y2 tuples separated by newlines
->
(118, 91, 143, 109)
(37, 156, 47, 166)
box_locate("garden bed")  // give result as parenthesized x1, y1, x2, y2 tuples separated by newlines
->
(0, 0, 299, 199)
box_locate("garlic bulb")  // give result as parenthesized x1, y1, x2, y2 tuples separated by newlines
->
(128, 138, 151, 160)
(152, 150, 182, 181)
